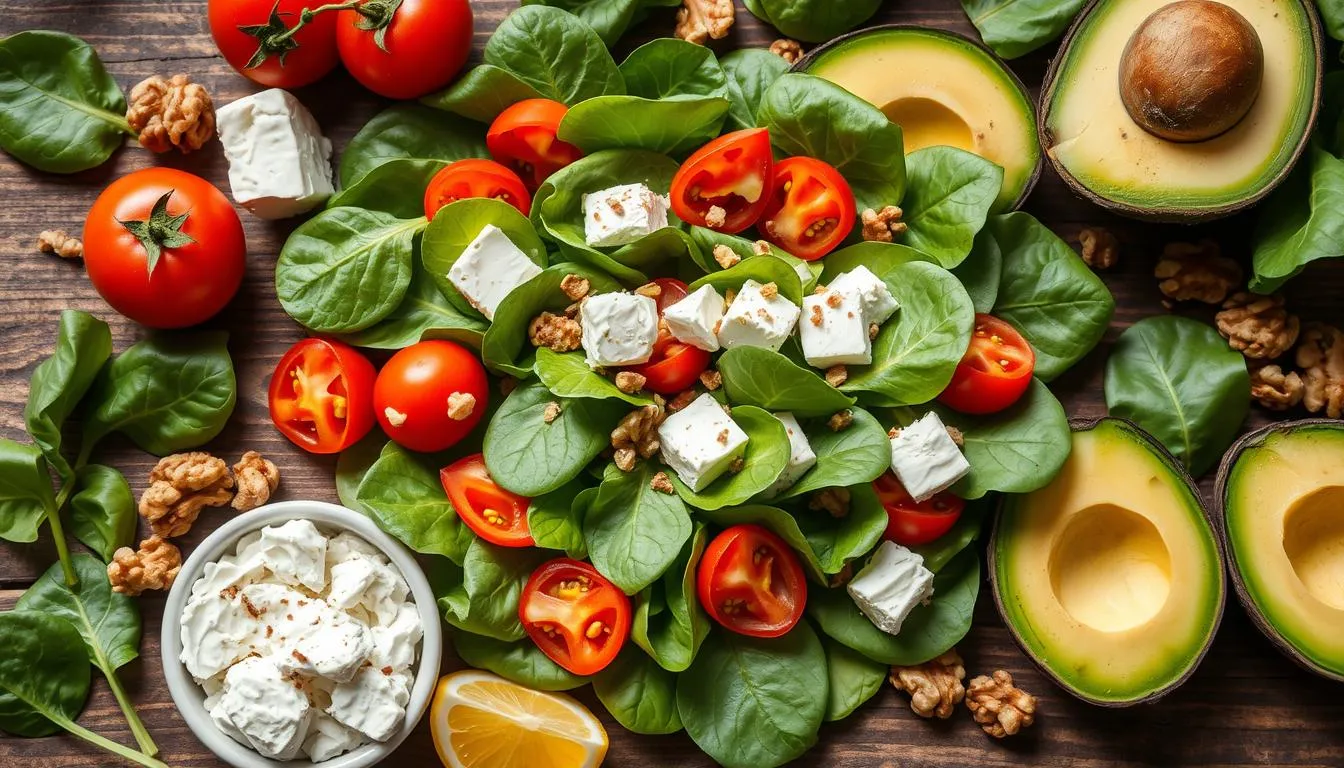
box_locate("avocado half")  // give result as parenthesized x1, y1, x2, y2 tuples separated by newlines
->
(992, 418, 1225, 706)
(1216, 419, 1344, 681)
(797, 25, 1041, 211)
(1040, 0, 1323, 222)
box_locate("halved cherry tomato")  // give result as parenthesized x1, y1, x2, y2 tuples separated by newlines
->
(519, 559, 631, 676)
(626, 278, 710, 394)
(698, 524, 807, 638)
(440, 454, 533, 547)
(373, 340, 489, 453)
(648, 277, 689, 313)
(268, 338, 376, 454)
(486, 99, 584, 190)
(937, 314, 1035, 415)
(670, 129, 774, 234)
(423, 159, 531, 219)
(874, 472, 965, 547)
(759, 157, 856, 261)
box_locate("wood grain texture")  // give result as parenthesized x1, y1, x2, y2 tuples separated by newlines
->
(1, 1, 1342, 766)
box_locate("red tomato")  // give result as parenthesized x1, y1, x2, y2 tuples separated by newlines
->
(759, 157, 856, 261)
(519, 559, 631, 676)
(440, 454, 533, 547)
(268, 338, 376, 454)
(626, 278, 710, 394)
(874, 472, 965, 547)
(938, 314, 1036, 415)
(670, 129, 774, 233)
(648, 277, 689, 313)
(423, 159, 531, 219)
(487, 99, 584, 190)
(373, 340, 489, 453)
(698, 524, 807, 638)
(337, 0, 472, 99)
(209, 0, 340, 88)
(83, 168, 245, 329)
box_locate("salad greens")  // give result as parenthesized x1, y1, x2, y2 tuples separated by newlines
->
(717, 346, 855, 417)
(823, 637, 888, 722)
(483, 5, 625, 104)
(453, 631, 588, 692)
(521, 0, 680, 48)
(423, 198, 549, 319)
(632, 525, 710, 673)
(720, 49, 790, 132)
(958, 0, 1088, 59)
(901, 146, 1004, 267)
(743, 0, 883, 43)
(667, 407, 792, 511)
(585, 463, 693, 594)
(339, 103, 487, 189)
(774, 408, 890, 499)
(593, 650, 684, 735)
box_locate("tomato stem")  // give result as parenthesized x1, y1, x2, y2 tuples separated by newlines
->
(241, 0, 401, 65)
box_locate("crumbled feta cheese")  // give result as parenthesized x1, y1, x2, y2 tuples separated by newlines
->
(765, 412, 817, 496)
(259, 519, 328, 592)
(583, 183, 671, 247)
(304, 711, 365, 763)
(326, 557, 379, 610)
(219, 656, 313, 760)
(846, 541, 936, 635)
(359, 560, 411, 627)
(328, 667, 412, 742)
(829, 265, 899, 325)
(889, 412, 970, 502)
(180, 588, 259, 680)
(580, 292, 659, 369)
(369, 603, 423, 672)
(657, 393, 749, 492)
(204, 689, 249, 744)
(716, 279, 801, 352)
(446, 224, 543, 320)
(327, 531, 387, 567)
(276, 608, 374, 684)
(215, 88, 333, 220)
(800, 288, 872, 368)
(663, 284, 726, 352)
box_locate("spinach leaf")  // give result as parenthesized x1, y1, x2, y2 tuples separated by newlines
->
(68, 465, 136, 562)
(910, 496, 988, 573)
(687, 227, 821, 290)
(339, 104, 487, 189)
(0, 439, 56, 544)
(452, 631, 587, 691)
(520, 0, 674, 48)
(760, 74, 907, 214)
(82, 332, 236, 457)
(670, 407, 791, 511)
(24, 310, 111, 482)
(535, 348, 656, 406)
(1250, 145, 1344, 293)
(336, 265, 487, 351)
(776, 408, 889, 499)
(717, 347, 855, 418)
(792, 483, 887, 574)
(484, 5, 625, 105)
(558, 95, 730, 158)
(335, 434, 387, 512)
(528, 481, 590, 558)
(1104, 315, 1250, 477)
(593, 650, 683, 735)
(482, 264, 623, 376)
(952, 228, 1004, 314)
(356, 442, 475, 563)
(276, 208, 422, 334)
(620, 38, 728, 99)
(421, 64, 544, 124)
(17, 555, 139, 675)
(750, 0, 882, 43)
(585, 463, 692, 594)
(720, 49, 790, 131)
(823, 637, 886, 722)
(422, 198, 549, 319)
(989, 212, 1115, 381)
(959, 0, 1088, 59)
(484, 380, 627, 496)
(0, 612, 90, 737)
(688, 255, 804, 305)
(436, 538, 546, 642)
(632, 524, 709, 672)
(326, 158, 444, 219)
(820, 241, 933, 279)
(901, 147, 1004, 267)
(698, 505, 825, 582)
(0, 31, 130, 173)
(677, 623, 828, 768)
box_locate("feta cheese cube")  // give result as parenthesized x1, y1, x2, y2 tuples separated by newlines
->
(219, 656, 313, 759)
(276, 608, 374, 684)
(327, 667, 411, 742)
(889, 412, 971, 502)
(369, 603, 423, 672)
(657, 393, 749, 492)
(580, 292, 659, 369)
(765, 412, 817, 497)
(846, 541, 936, 636)
(800, 288, 872, 368)
(663, 285, 725, 352)
(304, 711, 364, 763)
(259, 519, 328, 592)
(446, 224, 543, 320)
(583, 183, 671, 247)
(829, 265, 899, 325)
(716, 279, 801, 352)
(215, 88, 333, 219)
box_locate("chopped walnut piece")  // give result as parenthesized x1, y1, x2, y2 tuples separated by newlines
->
(611, 404, 666, 472)
(615, 371, 647, 394)
(1297, 323, 1344, 418)
(861, 206, 907, 243)
(890, 650, 966, 719)
(383, 407, 408, 428)
(529, 311, 583, 352)
(699, 369, 722, 391)
(967, 670, 1037, 738)
(543, 401, 563, 424)
(828, 410, 853, 431)
(759, 282, 779, 300)
(635, 282, 663, 299)
(126, 74, 215, 153)
(1078, 226, 1119, 270)
(705, 205, 727, 228)
(809, 487, 851, 518)
(769, 38, 803, 64)
(108, 536, 182, 596)
(825, 365, 848, 387)
(1216, 292, 1300, 360)
(37, 230, 83, 259)
(668, 389, 697, 412)
(712, 244, 741, 269)
(231, 451, 279, 512)
(675, 0, 734, 44)
(869, 323, 880, 340)
(139, 452, 235, 538)
(751, 240, 772, 256)
(560, 274, 591, 301)
(447, 392, 476, 421)
(1154, 239, 1243, 304)
(827, 561, 855, 588)
(729, 456, 745, 474)
(1250, 364, 1304, 411)
(945, 426, 964, 447)
(651, 471, 675, 494)
(808, 304, 824, 327)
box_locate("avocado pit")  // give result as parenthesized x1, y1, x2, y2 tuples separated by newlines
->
(1281, 485, 1344, 611)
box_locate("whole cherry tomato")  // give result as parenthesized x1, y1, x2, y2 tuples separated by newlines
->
(487, 99, 584, 190)
(937, 314, 1035, 415)
(373, 340, 489, 453)
(337, 0, 473, 99)
(698, 524, 808, 638)
(519, 559, 631, 676)
(874, 472, 965, 547)
(209, 0, 340, 88)
(759, 157, 856, 261)
(269, 338, 377, 454)
(670, 129, 774, 234)
(423, 159, 532, 219)
(440, 453, 534, 547)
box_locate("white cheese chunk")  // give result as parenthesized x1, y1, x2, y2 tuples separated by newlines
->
(657, 393, 749, 492)
(800, 288, 872, 368)
(580, 292, 659, 368)
(846, 541, 936, 636)
(219, 657, 313, 760)
(765, 412, 817, 497)
(326, 557, 379, 611)
(583, 183, 671, 247)
(259, 519, 328, 592)
(369, 603, 423, 672)
(829, 265, 899, 325)
(204, 690, 249, 745)
(663, 284, 725, 352)
(215, 88, 333, 220)
(359, 560, 412, 627)
(276, 607, 374, 684)
(327, 531, 388, 567)
(303, 711, 365, 763)
(716, 279, 801, 352)
(327, 667, 411, 743)
(889, 412, 971, 502)
(446, 224, 543, 320)
(180, 588, 259, 680)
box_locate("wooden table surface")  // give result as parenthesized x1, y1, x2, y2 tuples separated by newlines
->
(2, 1, 1343, 766)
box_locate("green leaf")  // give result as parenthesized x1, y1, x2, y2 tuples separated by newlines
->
(481, 264, 622, 376)
(339, 104, 487, 189)
(452, 631, 587, 691)
(356, 442, 475, 563)
(436, 538, 546, 642)
(1250, 145, 1344, 293)
(688, 255, 804, 305)
(336, 265, 487, 351)
(717, 347, 855, 418)
(720, 49, 790, 131)
(670, 406, 791, 511)
(823, 637, 886, 722)
(327, 158, 445, 219)
(0, 612, 90, 737)
(24, 310, 111, 482)
(67, 465, 136, 562)
(619, 38, 728, 99)
(593, 649, 683, 735)
(484, 5, 625, 105)
(519, 0, 649, 47)
(422, 198, 549, 320)
(776, 408, 889, 499)
(632, 524, 709, 672)
(900, 147, 1004, 267)
(17, 555, 140, 673)
(0, 439, 56, 544)
(959, 0, 1088, 59)
(687, 227, 820, 289)
(528, 481, 590, 558)
(535, 348, 655, 406)
(585, 463, 693, 594)
(335, 434, 387, 513)
(420, 64, 545, 124)
(792, 483, 888, 574)
(820, 241, 934, 279)
(749, 0, 882, 43)
(952, 228, 1004, 314)
(558, 95, 730, 158)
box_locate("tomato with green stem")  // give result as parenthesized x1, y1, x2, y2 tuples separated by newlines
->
(336, 0, 473, 99)
(670, 128, 774, 233)
(874, 472, 965, 547)
(209, 0, 340, 88)
(697, 524, 808, 638)
(487, 99, 584, 190)
(938, 314, 1035, 415)
(440, 453, 534, 547)
(759, 156, 856, 261)
(519, 559, 631, 676)
(423, 159, 531, 219)
(269, 338, 377, 454)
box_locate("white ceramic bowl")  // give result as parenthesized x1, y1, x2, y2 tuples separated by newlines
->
(162, 500, 443, 768)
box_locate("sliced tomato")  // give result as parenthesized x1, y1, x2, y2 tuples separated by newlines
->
(519, 559, 631, 676)
(698, 524, 807, 638)
(648, 277, 689, 313)
(670, 129, 774, 233)
(874, 472, 965, 547)
(626, 278, 709, 394)
(938, 314, 1036, 415)
(268, 338, 376, 454)
(440, 454, 533, 547)
(423, 159, 531, 219)
(486, 99, 584, 190)
(759, 157, 856, 261)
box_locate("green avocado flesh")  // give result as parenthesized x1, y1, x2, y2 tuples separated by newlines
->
(1222, 423, 1344, 679)
(1042, 0, 1318, 217)
(995, 419, 1224, 704)
(802, 27, 1039, 211)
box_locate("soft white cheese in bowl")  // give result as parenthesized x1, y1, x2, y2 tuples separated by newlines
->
(162, 501, 442, 768)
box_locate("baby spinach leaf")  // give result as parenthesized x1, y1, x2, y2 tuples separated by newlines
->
(900, 147, 1004, 268)
(422, 198, 549, 319)
(558, 95, 730, 158)
(586, 463, 693, 594)
(620, 38, 728, 99)
(632, 524, 709, 672)
(720, 49, 790, 131)
(18, 555, 140, 672)
(1105, 315, 1250, 477)
(356, 442, 475, 563)
(336, 266, 487, 351)
(670, 407, 791, 511)
(68, 465, 136, 562)
(792, 483, 887, 574)
(484, 5, 625, 105)
(776, 408, 889, 499)
(820, 242, 933, 281)
(421, 64, 544, 124)
(677, 623, 828, 768)
(822, 637, 886, 722)
(749, 0, 882, 43)
(0, 611, 90, 737)
(718, 347, 855, 418)
(481, 264, 622, 376)
(24, 310, 111, 482)
(484, 380, 627, 496)
(535, 348, 656, 406)
(593, 649, 683, 735)
(688, 255, 804, 305)
(335, 434, 387, 512)
(0, 31, 130, 173)
(1250, 145, 1344, 293)
(0, 439, 56, 544)
(697, 505, 825, 582)
(910, 497, 988, 573)
(452, 631, 587, 691)
(82, 332, 236, 457)
(327, 158, 444, 219)
(989, 212, 1115, 381)
(437, 538, 546, 642)
(688, 227, 821, 289)
(959, 0, 1088, 59)
(339, 103, 487, 189)
(528, 481, 590, 558)
(952, 228, 1004, 314)
(520, 0, 664, 47)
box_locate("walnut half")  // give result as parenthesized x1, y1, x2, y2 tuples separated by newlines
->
(966, 670, 1037, 738)
(1154, 239, 1243, 304)
(232, 451, 280, 512)
(1250, 364, 1304, 411)
(890, 650, 966, 719)
(126, 74, 215, 154)
(675, 0, 734, 45)
(1297, 323, 1344, 418)
(611, 404, 665, 472)
(108, 536, 182, 596)
(140, 452, 235, 537)
(1216, 292, 1300, 360)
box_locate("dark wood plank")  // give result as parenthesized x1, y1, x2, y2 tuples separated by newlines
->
(1, 1, 1342, 766)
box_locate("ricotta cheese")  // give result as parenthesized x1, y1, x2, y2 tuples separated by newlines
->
(446, 224, 543, 320)
(716, 279, 801, 352)
(215, 88, 334, 220)
(582, 183, 671, 247)
(828, 265, 899, 325)
(657, 393, 749, 492)
(765, 412, 817, 497)
(846, 541, 936, 636)
(663, 284, 725, 352)
(328, 667, 413, 743)
(216, 656, 313, 760)
(800, 288, 872, 368)
(580, 292, 660, 369)
(889, 412, 971, 502)
(258, 519, 327, 592)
